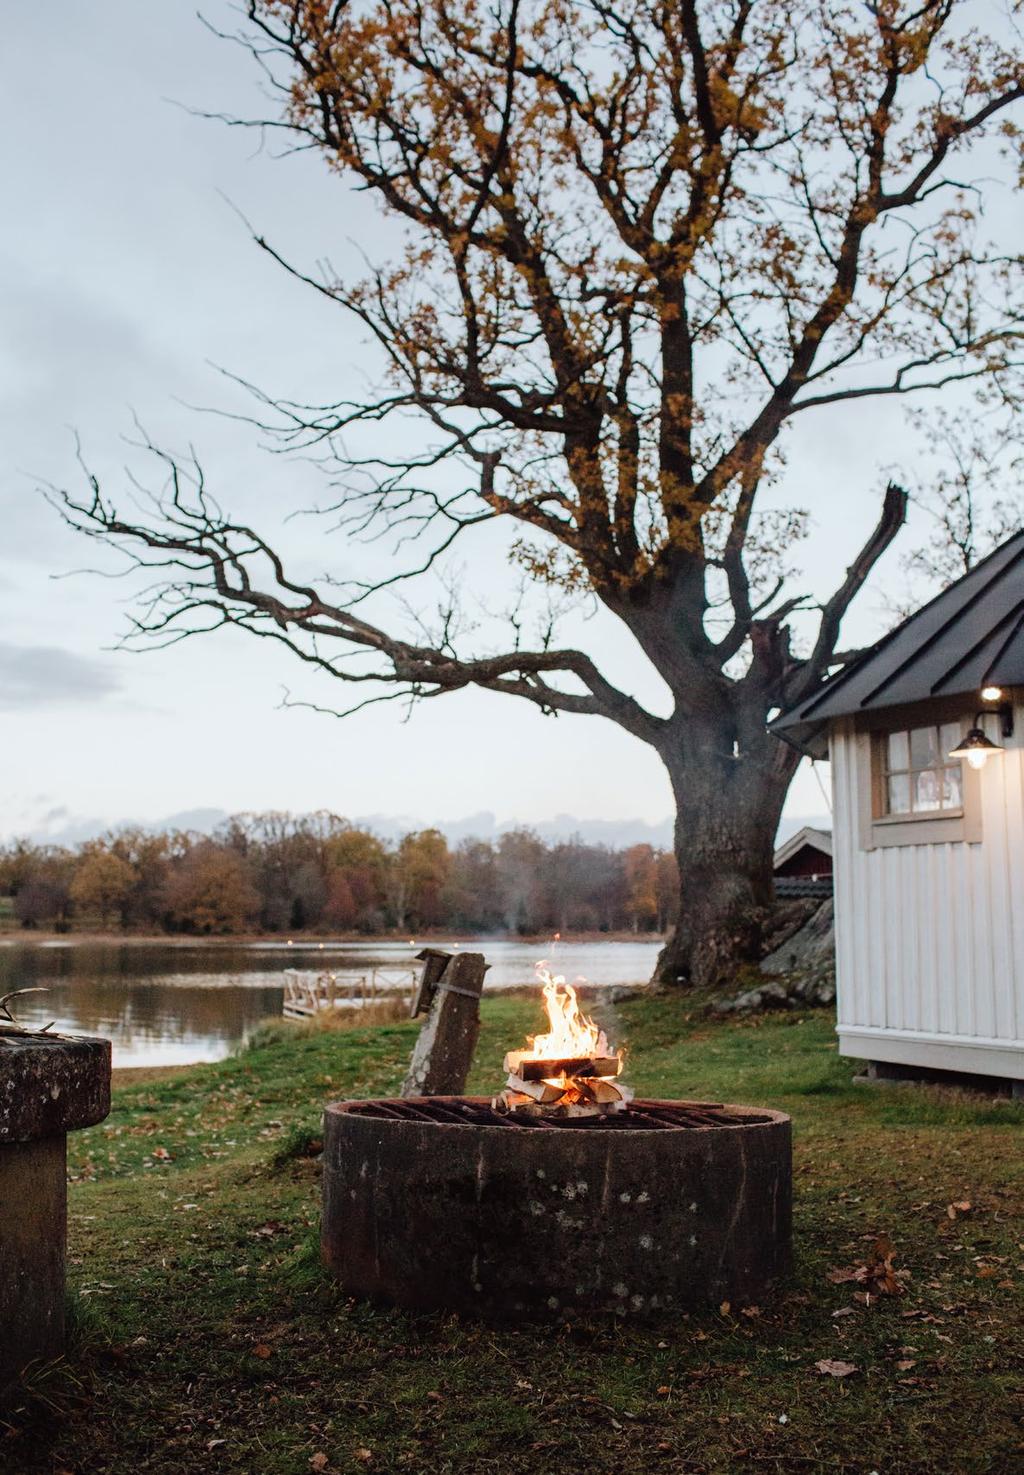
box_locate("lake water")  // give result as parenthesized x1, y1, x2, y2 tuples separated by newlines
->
(0, 938, 660, 1067)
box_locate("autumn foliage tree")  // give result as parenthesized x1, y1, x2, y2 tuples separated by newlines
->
(161, 842, 261, 934)
(54, 1, 1023, 985)
(623, 844, 660, 932)
(0, 816, 675, 936)
(69, 844, 135, 928)
(324, 826, 390, 928)
(11, 850, 74, 931)
(390, 828, 452, 928)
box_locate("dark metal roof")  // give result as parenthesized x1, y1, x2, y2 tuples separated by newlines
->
(772, 530, 1024, 756)
(774, 876, 833, 899)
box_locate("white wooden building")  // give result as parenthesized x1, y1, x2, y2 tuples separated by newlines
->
(774, 532, 1024, 1085)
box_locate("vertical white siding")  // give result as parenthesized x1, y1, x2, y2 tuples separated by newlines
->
(831, 702, 1024, 1076)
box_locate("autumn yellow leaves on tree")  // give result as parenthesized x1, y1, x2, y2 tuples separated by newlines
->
(69, 845, 135, 928)
(56, 1, 1023, 983)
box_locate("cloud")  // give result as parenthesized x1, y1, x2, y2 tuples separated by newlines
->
(0, 802, 231, 846)
(0, 642, 121, 709)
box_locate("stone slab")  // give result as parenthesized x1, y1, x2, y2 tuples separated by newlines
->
(0, 1033, 111, 1144)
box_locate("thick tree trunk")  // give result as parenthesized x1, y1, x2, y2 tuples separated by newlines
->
(653, 720, 797, 990)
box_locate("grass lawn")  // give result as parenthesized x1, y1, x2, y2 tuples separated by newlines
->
(4, 996, 1024, 1474)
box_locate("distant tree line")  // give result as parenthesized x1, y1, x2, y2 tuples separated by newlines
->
(0, 813, 679, 937)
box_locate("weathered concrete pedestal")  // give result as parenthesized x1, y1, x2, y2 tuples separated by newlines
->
(0, 1033, 111, 1389)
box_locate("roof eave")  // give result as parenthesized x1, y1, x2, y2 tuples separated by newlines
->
(768, 713, 829, 759)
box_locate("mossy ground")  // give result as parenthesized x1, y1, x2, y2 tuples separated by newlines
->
(4, 996, 1023, 1474)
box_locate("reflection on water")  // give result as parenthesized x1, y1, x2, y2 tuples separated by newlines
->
(0, 937, 659, 1068)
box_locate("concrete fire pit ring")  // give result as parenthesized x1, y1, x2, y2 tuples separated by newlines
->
(322, 1096, 791, 1318)
(0, 1033, 111, 1388)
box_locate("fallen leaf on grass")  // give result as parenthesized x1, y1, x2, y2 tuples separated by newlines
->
(354, 1450, 373, 1465)
(151, 1146, 173, 1161)
(309, 1455, 328, 1473)
(831, 1307, 855, 1319)
(895, 1359, 916, 1371)
(252, 1343, 273, 1360)
(719, 1301, 731, 1316)
(946, 1200, 972, 1220)
(814, 1359, 858, 1378)
(863, 1234, 906, 1296)
(827, 1234, 907, 1298)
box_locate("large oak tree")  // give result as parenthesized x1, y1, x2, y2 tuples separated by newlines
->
(56, 0, 1023, 985)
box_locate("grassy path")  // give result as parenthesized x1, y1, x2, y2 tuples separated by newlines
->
(5, 997, 1023, 1474)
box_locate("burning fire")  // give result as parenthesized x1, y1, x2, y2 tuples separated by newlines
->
(528, 965, 617, 1083)
(496, 962, 632, 1117)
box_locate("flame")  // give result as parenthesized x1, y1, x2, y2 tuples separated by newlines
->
(521, 962, 620, 1084)
(496, 960, 631, 1115)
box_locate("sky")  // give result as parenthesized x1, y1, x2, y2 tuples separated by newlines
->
(0, 3, 1010, 848)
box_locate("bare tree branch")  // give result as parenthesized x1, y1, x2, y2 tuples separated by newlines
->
(785, 480, 910, 704)
(48, 455, 665, 746)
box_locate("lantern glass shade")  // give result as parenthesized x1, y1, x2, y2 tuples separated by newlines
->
(981, 685, 1004, 702)
(948, 726, 1004, 770)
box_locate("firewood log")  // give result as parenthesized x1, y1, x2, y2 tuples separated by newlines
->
(579, 1078, 624, 1105)
(503, 1051, 620, 1081)
(504, 1074, 564, 1104)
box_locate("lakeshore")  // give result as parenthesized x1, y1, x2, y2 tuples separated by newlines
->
(0, 935, 660, 1067)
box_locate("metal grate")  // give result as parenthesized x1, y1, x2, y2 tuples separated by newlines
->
(342, 1098, 772, 1130)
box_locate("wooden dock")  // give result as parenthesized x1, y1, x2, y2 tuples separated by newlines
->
(282, 967, 418, 1019)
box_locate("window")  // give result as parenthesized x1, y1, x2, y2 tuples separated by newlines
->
(855, 711, 981, 850)
(879, 722, 964, 818)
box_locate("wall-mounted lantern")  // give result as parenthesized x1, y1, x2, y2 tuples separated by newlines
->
(949, 724, 1004, 770)
(948, 694, 1015, 770)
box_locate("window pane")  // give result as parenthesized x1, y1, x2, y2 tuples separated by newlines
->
(887, 773, 911, 814)
(939, 721, 962, 758)
(914, 769, 942, 812)
(942, 765, 963, 810)
(887, 730, 909, 771)
(910, 726, 939, 769)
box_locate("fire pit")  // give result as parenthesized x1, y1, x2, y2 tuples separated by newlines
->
(322, 965, 791, 1317)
